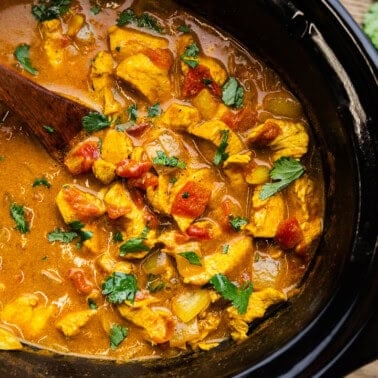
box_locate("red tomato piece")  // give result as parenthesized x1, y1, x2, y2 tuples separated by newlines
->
(68, 268, 93, 294)
(221, 106, 257, 131)
(128, 172, 159, 191)
(182, 65, 221, 98)
(186, 224, 212, 240)
(171, 181, 211, 218)
(107, 206, 130, 220)
(116, 159, 152, 178)
(125, 122, 151, 137)
(275, 217, 303, 250)
(143, 48, 173, 70)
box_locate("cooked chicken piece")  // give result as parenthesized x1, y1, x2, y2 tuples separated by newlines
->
(188, 120, 244, 156)
(192, 88, 220, 120)
(174, 236, 253, 286)
(90, 51, 114, 75)
(56, 184, 106, 224)
(101, 129, 133, 165)
(82, 223, 106, 254)
(92, 159, 116, 184)
(246, 186, 286, 238)
(146, 174, 171, 215)
(41, 19, 65, 67)
(191, 312, 221, 350)
(227, 288, 286, 341)
(56, 309, 97, 337)
(116, 52, 172, 103)
(223, 153, 251, 189)
(97, 253, 116, 273)
(118, 304, 174, 344)
(108, 26, 169, 60)
(0, 328, 23, 350)
(247, 118, 309, 161)
(1, 294, 57, 338)
(157, 103, 201, 131)
(104, 182, 134, 219)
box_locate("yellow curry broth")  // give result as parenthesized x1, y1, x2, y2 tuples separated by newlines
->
(0, 0, 323, 358)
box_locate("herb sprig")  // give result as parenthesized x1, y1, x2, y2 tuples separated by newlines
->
(117, 8, 164, 33)
(102, 272, 138, 304)
(213, 130, 229, 165)
(32, 0, 72, 22)
(14, 44, 38, 75)
(178, 251, 202, 266)
(9, 203, 29, 234)
(82, 112, 111, 133)
(153, 151, 186, 169)
(222, 77, 244, 108)
(180, 43, 199, 68)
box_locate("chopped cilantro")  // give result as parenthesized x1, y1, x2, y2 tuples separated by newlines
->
(180, 42, 199, 68)
(147, 103, 162, 118)
(127, 104, 138, 122)
(213, 129, 229, 165)
(182, 191, 190, 198)
(146, 274, 165, 293)
(209, 273, 253, 314)
(41, 256, 48, 261)
(178, 251, 202, 266)
(117, 8, 136, 26)
(9, 203, 29, 234)
(153, 151, 186, 169)
(32, 0, 72, 22)
(169, 177, 178, 184)
(90, 5, 101, 15)
(222, 244, 229, 254)
(102, 272, 138, 304)
(82, 112, 111, 133)
(88, 298, 98, 309)
(14, 44, 38, 75)
(110, 324, 128, 349)
(32, 178, 51, 188)
(119, 227, 150, 255)
(47, 228, 78, 243)
(203, 78, 213, 85)
(259, 157, 305, 200)
(229, 215, 248, 231)
(222, 77, 244, 108)
(117, 8, 163, 33)
(177, 24, 191, 33)
(43, 125, 55, 133)
(113, 231, 124, 243)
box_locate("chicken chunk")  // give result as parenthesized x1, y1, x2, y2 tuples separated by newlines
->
(223, 153, 251, 189)
(116, 53, 172, 103)
(92, 158, 116, 184)
(246, 186, 286, 238)
(56, 309, 97, 337)
(41, 19, 65, 67)
(104, 182, 134, 219)
(247, 118, 309, 161)
(188, 120, 244, 156)
(192, 88, 220, 120)
(157, 103, 201, 131)
(101, 129, 133, 165)
(118, 304, 174, 344)
(227, 288, 286, 341)
(0, 328, 22, 350)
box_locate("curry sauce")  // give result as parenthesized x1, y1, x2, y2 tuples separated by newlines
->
(0, 0, 324, 359)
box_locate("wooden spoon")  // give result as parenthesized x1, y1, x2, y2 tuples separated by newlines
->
(0, 62, 91, 161)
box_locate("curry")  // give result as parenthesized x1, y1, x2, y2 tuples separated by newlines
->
(0, 0, 324, 360)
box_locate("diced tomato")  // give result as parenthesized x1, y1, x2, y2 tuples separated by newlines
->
(251, 121, 282, 147)
(174, 232, 190, 244)
(143, 48, 173, 70)
(221, 106, 257, 131)
(275, 217, 303, 250)
(186, 224, 212, 240)
(107, 205, 130, 220)
(171, 181, 211, 218)
(68, 268, 93, 294)
(128, 172, 159, 191)
(125, 122, 151, 137)
(116, 159, 152, 178)
(63, 186, 104, 221)
(143, 206, 158, 229)
(182, 65, 221, 98)
(64, 138, 100, 175)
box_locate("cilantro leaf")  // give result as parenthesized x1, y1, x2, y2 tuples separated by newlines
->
(209, 273, 253, 314)
(213, 130, 229, 165)
(113, 231, 124, 243)
(222, 77, 244, 108)
(222, 244, 229, 254)
(259, 157, 305, 200)
(180, 43, 199, 68)
(116, 8, 163, 33)
(32, 0, 72, 22)
(147, 103, 162, 118)
(82, 112, 111, 133)
(229, 216, 248, 231)
(14, 44, 38, 75)
(177, 24, 191, 33)
(88, 298, 98, 309)
(363, 3, 378, 49)
(90, 5, 101, 15)
(68, 220, 85, 230)
(117, 8, 137, 26)
(146, 274, 165, 293)
(33, 178, 51, 188)
(119, 237, 150, 255)
(47, 228, 78, 243)
(102, 272, 138, 304)
(153, 151, 186, 169)
(110, 324, 128, 349)
(178, 251, 202, 266)
(10, 203, 29, 234)
(127, 104, 138, 122)
(43, 125, 55, 133)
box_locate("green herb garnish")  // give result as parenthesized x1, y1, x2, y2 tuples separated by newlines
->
(116, 8, 136, 26)
(209, 273, 253, 314)
(102, 272, 138, 304)
(82, 112, 111, 133)
(202, 78, 213, 85)
(180, 42, 199, 68)
(113, 231, 124, 243)
(90, 5, 101, 15)
(177, 24, 191, 33)
(47, 228, 78, 243)
(259, 157, 305, 200)
(146, 274, 165, 293)
(178, 251, 202, 266)
(229, 215, 248, 231)
(88, 298, 98, 309)
(153, 151, 186, 169)
(147, 103, 162, 118)
(127, 104, 138, 122)
(222, 77, 244, 108)
(32, 178, 51, 188)
(43, 125, 55, 133)
(117, 8, 163, 33)
(110, 324, 128, 349)
(213, 129, 229, 165)
(222, 244, 229, 254)
(119, 227, 150, 255)
(14, 44, 38, 75)
(10, 203, 29, 234)
(32, 0, 72, 22)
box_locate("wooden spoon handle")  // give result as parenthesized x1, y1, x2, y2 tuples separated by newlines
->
(0, 63, 90, 160)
